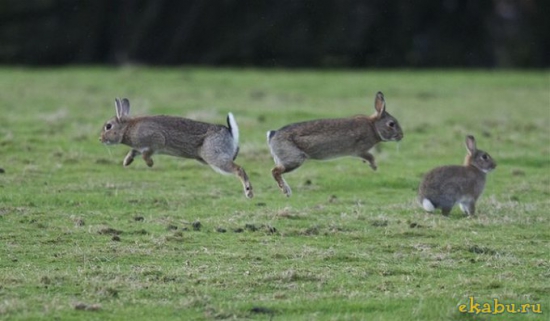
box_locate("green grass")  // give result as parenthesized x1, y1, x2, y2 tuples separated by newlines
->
(0, 67, 549, 320)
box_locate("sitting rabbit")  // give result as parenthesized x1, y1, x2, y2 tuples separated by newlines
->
(418, 135, 496, 216)
(266, 91, 403, 196)
(100, 98, 253, 198)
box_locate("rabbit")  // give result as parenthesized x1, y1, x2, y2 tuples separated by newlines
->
(418, 135, 496, 216)
(266, 91, 403, 197)
(100, 98, 253, 198)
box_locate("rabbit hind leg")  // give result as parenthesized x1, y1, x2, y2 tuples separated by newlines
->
(271, 155, 306, 197)
(200, 135, 253, 198)
(271, 156, 307, 197)
(268, 140, 307, 197)
(208, 160, 254, 199)
(231, 162, 254, 198)
(271, 166, 292, 197)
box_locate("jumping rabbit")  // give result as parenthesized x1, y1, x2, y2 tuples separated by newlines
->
(100, 98, 253, 198)
(267, 91, 403, 196)
(418, 135, 496, 216)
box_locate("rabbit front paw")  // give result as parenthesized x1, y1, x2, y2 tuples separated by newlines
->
(123, 150, 139, 167)
(367, 160, 377, 171)
(360, 152, 377, 171)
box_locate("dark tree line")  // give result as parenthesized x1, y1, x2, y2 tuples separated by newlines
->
(0, 0, 547, 67)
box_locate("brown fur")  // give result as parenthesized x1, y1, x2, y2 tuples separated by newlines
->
(418, 135, 497, 216)
(267, 91, 403, 196)
(100, 98, 253, 198)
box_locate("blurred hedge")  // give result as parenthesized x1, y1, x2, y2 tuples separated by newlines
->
(0, 0, 547, 67)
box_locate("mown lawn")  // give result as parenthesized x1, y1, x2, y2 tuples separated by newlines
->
(0, 67, 549, 320)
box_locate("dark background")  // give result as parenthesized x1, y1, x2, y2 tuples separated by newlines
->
(0, 0, 547, 68)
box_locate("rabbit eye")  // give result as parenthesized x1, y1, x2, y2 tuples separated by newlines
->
(105, 123, 113, 130)
(481, 154, 488, 160)
(388, 121, 395, 128)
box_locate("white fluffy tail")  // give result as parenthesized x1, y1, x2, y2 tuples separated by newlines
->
(421, 198, 435, 212)
(227, 112, 239, 148)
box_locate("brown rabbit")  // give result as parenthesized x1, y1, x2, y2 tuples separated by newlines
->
(100, 98, 253, 198)
(267, 91, 403, 196)
(418, 135, 496, 216)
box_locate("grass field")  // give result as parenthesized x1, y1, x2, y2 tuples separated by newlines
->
(0, 67, 549, 320)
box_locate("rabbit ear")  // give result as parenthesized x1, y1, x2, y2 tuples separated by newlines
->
(115, 98, 130, 120)
(374, 91, 386, 117)
(465, 135, 477, 155)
